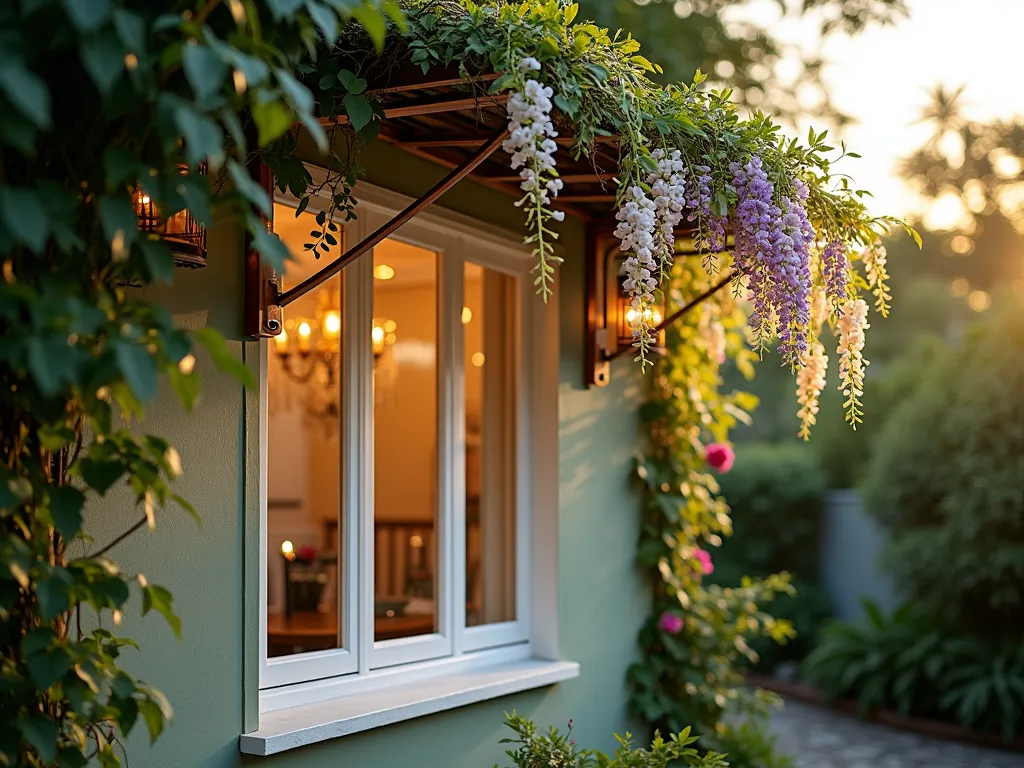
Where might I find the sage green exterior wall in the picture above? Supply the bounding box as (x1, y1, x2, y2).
(91, 142, 648, 767)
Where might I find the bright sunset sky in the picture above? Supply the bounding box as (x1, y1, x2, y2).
(722, 0, 1024, 220)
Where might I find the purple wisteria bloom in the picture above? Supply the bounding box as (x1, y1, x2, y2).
(731, 157, 814, 366)
(687, 164, 728, 253)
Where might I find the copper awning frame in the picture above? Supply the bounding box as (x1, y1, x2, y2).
(245, 64, 734, 387)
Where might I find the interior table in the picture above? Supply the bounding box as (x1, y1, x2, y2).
(266, 610, 435, 656)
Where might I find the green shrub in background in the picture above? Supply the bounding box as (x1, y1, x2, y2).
(495, 712, 727, 768)
(712, 443, 831, 671)
(803, 599, 1024, 741)
(863, 307, 1024, 641)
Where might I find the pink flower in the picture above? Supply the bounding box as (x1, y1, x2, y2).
(296, 545, 317, 562)
(693, 548, 714, 575)
(658, 612, 684, 634)
(705, 442, 735, 473)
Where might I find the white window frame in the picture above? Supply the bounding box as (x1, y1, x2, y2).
(256, 175, 560, 716)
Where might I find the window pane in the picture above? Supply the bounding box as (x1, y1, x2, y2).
(373, 240, 438, 641)
(266, 203, 343, 658)
(464, 263, 517, 627)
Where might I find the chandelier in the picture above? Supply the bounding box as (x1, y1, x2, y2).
(272, 287, 397, 425)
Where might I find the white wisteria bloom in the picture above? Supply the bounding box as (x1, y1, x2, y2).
(796, 340, 828, 440)
(648, 148, 688, 280)
(503, 58, 563, 298)
(837, 298, 869, 426)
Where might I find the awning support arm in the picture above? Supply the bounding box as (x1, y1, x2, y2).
(277, 127, 508, 309)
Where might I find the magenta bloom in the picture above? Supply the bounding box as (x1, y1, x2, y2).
(705, 442, 735, 473)
(658, 612, 684, 634)
(693, 548, 714, 576)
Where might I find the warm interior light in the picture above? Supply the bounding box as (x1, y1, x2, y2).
(371, 325, 385, 343)
(374, 264, 395, 280)
(296, 321, 312, 353)
(409, 535, 423, 548)
(140, 194, 151, 206)
(274, 328, 289, 353)
(323, 311, 341, 340)
(281, 540, 295, 561)
(383, 319, 397, 333)
(461, 307, 472, 324)
(472, 352, 485, 367)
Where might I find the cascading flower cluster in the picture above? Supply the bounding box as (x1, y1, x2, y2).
(687, 164, 728, 257)
(649, 148, 688, 281)
(503, 56, 564, 300)
(837, 298, 870, 427)
(796, 340, 828, 440)
(822, 238, 849, 310)
(614, 185, 659, 365)
(730, 156, 813, 369)
(862, 244, 892, 317)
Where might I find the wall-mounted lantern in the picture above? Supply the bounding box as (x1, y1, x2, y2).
(587, 229, 734, 387)
(132, 163, 208, 268)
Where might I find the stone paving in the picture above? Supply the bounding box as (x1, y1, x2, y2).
(766, 698, 1024, 768)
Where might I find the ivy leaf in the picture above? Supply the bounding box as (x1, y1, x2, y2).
(265, 0, 304, 18)
(337, 69, 367, 95)
(275, 68, 326, 151)
(351, 5, 388, 51)
(114, 341, 158, 403)
(142, 584, 181, 639)
(173, 102, 225, 169)
(227, 160, 271, 217)
(49, 486, 85, 538)
(103, 147, 139, 187)
(139, 240, 175, 284)
(19, 716, 59, 763)
(24, 630, 71, 690)
(183, 43, 227, 103)
(0, 187, 50, 252)
(251, 97, 293, 146)
(36, 569, 71, 621)
(343, 93, 373, 131)
(98, 194, 139, 248)
(138, 699, 166, 744)
(169, 367, 200, 411)
(305, 1, 338, 42)
(249, 214, 292, 272)
(194, 327, 255, 389)
(0, 58, 51, 129)
(27, 336, 77, 396)
(79, 458, 125, 495)
(80, 32, 125, 95)
(62, 0, 111, 31)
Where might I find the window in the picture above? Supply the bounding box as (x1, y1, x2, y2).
(256, 181, 562, 719)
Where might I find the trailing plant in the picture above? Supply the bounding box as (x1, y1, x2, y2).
(627, 258, 796, 765)
(495, 711, 727, 768)
(0, 1, 399, 764)
(803, 599, 1024, 741)
(297, 1, 914, 411)
(863, 305, 1024, 641)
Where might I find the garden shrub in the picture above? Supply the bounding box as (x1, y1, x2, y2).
(803, 599, 1024, 740)
(712, 443, 831, 671)
(496, 712, 727, 767)
(863, 307, 1024, 641)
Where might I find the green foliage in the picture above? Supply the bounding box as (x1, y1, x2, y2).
(712, 443, 830, 671)
(862, 307, 1024, 641)
(803, 600, 1024, 741)
(712, 721, 794, 768)
(627, 259, 795, 766)
(496, 712, 727, 768)
(0, 0, 396, 764)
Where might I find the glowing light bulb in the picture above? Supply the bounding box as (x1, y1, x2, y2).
(383, 319, 397, 333)
(281, 540, 295, 560)
(461, 307, 472, 324)
(297, 321, 311, 353)
(323, 311, 341, 340)
(373, 264, 395, 280)
(274, 329, 289, 353)
(371, 325, 385, 344)
(472, 352, 485, 367)
(140, 194, 151, 206)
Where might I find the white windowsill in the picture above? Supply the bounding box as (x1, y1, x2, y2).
(239, 658, 580, 756)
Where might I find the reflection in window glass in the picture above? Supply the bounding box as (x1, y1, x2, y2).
(373, 239, 439, 641)
(464, 263, 517, 627)
(266, 203, 343, 658)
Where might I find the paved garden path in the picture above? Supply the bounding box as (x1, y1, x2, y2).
(767, 698, 1024, 768)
